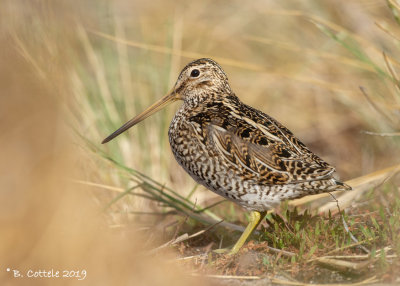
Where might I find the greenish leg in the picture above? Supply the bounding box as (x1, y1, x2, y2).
(229, 210, 267, 255)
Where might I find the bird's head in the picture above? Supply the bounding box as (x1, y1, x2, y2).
(173, 58, 231, 105)
(102, 58, 231, 144)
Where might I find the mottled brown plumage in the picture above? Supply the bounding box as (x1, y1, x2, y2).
(102, 58, 351, 254)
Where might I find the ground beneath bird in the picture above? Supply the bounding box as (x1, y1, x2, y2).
(157, 179, 400, 285)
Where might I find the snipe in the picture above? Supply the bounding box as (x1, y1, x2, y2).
(102, 58, 351, 254)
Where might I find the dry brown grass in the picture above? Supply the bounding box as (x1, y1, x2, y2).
(1, 0, 399, 285)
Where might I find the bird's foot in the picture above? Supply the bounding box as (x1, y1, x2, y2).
(212, 248, 230, 254)
(212, 247, 239, 255)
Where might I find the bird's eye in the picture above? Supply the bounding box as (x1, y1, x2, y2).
(190, 69, 200, 77)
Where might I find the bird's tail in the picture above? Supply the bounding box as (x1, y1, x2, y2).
(333, 179, 352, 191)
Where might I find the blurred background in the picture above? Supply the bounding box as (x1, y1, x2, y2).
(0, 0, 399, 284)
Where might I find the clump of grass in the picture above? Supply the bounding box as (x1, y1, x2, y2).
(176, 178, 398, 283)
(261, 179, 399, 272)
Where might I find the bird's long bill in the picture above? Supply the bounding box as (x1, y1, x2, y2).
(102, 90, 179, 144)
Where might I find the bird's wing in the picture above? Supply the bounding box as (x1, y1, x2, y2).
(242, 103, 332, 169)
(207, 113, 335, 185)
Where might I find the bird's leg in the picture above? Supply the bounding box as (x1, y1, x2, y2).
(229, 210, 267, 255)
